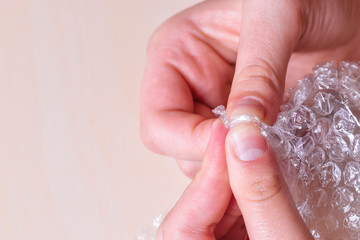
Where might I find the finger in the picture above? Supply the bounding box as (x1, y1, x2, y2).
(157, 120, 231, 240)
(175, 158, 202, 179)
(225, 123, 312, 240)
(141, 70, 217, 160)
(140, 16, 232, 162)
(226, 0, 303, 124)
(141, 0, 241, 164)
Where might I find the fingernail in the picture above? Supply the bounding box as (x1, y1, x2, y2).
(230, 124, 267, 161)
(230, 97, 266, 122)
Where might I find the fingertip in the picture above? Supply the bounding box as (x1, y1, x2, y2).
(212, 118, 226, 130)
(206, 119, 228, 150)
(202, 119, 228, 167)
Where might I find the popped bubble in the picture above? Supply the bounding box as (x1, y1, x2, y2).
(213, 61, 360, 239)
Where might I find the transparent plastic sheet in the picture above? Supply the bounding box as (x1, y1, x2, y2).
(214, 61, 360, 239)
(138, 61, 360, 240)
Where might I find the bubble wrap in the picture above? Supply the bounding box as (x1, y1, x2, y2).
(213, 61, 360, 239)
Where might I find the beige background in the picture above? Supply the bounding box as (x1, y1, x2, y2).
(0, 0, 203, 239)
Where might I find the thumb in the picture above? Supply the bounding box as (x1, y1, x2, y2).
(224, 3, 311, 238)
(225, 124, 312, 239)
(227, 0, 303, 123)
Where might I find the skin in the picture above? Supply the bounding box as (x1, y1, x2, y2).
(141, 0, 360, 178)
(141, 0, 360, 239)
(157, 121, 313, 239)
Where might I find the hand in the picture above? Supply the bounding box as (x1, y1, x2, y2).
(158, 121, 313, 240)
(141, 0, 360, 178)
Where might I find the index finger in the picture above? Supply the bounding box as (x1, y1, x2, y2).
(140, 0, 241, 163)
(157, 121, 231, 239)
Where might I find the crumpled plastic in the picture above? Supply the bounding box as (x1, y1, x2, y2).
(139, 61, 360, 240)
(214, 61, 360, 239)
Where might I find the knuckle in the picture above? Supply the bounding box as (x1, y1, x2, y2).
(146, 15, 191, 57)
(245, 172, 283, 202)
(231, 63, 281, 97)
(228, 62, 283, 114)
(145, 23, 171, 57)
(146, 24, 165, 55)
(236, 61, 281, 93)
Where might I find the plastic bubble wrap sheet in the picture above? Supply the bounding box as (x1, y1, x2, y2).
(214, 61, 360, 239)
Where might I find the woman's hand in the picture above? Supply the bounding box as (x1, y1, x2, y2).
(158, 121, 313, 239)
(141, 0, 360, 178)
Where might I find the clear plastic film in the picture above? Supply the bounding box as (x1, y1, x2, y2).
(139, 61, 360, 240)
(214, 61, 360, 239)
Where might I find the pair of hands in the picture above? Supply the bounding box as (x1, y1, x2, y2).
(141, 0, 360, 239)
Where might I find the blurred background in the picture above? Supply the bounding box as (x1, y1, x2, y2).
(0, 0, 202, 239)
